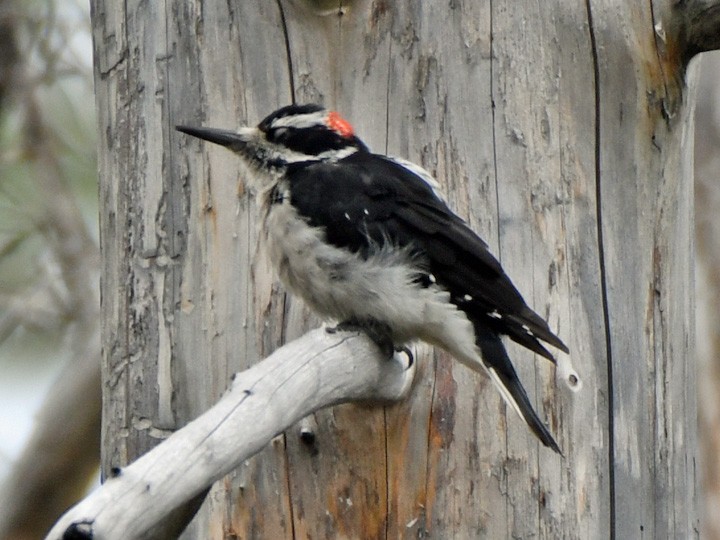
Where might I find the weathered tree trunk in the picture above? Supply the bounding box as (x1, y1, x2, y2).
(90, 0, 717, 537)
(695, 51, 720, 540)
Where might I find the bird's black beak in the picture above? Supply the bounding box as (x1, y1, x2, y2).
(175, 125, 249, 149)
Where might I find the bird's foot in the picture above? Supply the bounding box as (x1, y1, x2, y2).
(329, 319, 396, 360)
(395, 344, 414, 368)
(327, 320, 413, 367)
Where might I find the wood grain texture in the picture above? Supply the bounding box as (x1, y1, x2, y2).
(589, 1, 698, 537)
(46, 329, 415, 539)
(90, 0, 709, 537)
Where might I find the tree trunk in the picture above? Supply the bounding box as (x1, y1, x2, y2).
(91, 0, 712, 537)
(695, 50, 720, 540)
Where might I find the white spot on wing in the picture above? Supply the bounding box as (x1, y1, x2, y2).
(463, 294, 473, 302)
(428, 274, 436, 283)
(488, 310, 502, 319)
(344, 212, 351, 220)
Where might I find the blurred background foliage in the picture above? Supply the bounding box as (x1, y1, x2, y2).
(0, 0, 96, 346)
(0, 0, 718, 538)
(0, 1, 100, 537)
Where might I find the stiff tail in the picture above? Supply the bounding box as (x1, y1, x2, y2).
(474, 325, 562, 454)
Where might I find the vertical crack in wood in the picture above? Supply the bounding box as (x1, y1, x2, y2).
(488, 0, 502, 263)
(273, 3, 296, 533)
(383, 406, 390, 539)
(383, 40, 392, 156)
(160, 0, 178, 430)
(282, 432, 297, 540)
(422, 352, 438, 536)
(117, 0, 132, 481)
(584, 1, 616, 538)
(276, 0, 297, 103)
(383, 29, 393, 538)
(334, 2, 343, 104)
(487, 3, 511, 534)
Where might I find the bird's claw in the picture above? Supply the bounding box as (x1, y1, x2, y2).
(331, 319, 397, 360)
(395, 345, 414, 368)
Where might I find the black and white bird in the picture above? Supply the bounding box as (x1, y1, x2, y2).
(177, 104, 571, 453)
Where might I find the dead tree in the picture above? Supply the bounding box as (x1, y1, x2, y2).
(49, 1, 720, 538)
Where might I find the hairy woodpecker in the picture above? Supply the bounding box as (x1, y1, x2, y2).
(177, 104, 569, 453)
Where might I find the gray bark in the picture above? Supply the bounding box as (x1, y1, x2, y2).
(86, 0, 715, 537)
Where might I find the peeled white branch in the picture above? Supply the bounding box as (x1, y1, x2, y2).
(45, 328, 415, 540)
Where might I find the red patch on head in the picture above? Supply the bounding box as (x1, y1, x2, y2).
(326, 111, 354, 138)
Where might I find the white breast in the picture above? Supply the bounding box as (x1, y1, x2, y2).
(262, 200, 479, 365)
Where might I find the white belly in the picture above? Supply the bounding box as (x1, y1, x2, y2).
(264, 200, 390, 322)
(262, 200, 478, 362)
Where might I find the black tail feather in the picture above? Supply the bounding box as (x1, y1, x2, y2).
(474, 324, 562, 454)
(514, 307, 569, 354)
(504, 325, 556, 364)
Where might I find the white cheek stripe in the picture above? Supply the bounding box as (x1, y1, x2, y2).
(266, 144, 358, 164)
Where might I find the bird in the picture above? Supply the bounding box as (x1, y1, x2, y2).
(177, 103, 569, 453)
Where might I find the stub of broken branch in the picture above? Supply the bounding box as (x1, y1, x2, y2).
(665, 0, 720, 61)
(45, 327, 415, 540)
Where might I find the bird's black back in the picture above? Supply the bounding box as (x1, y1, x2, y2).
(285, 151, 567, 358)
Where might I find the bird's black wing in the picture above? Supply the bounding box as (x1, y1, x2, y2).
(287, 151, 567, 358)
(288, 152, 565, 452)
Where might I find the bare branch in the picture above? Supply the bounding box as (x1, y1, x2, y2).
(46, 328, 415, 540)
